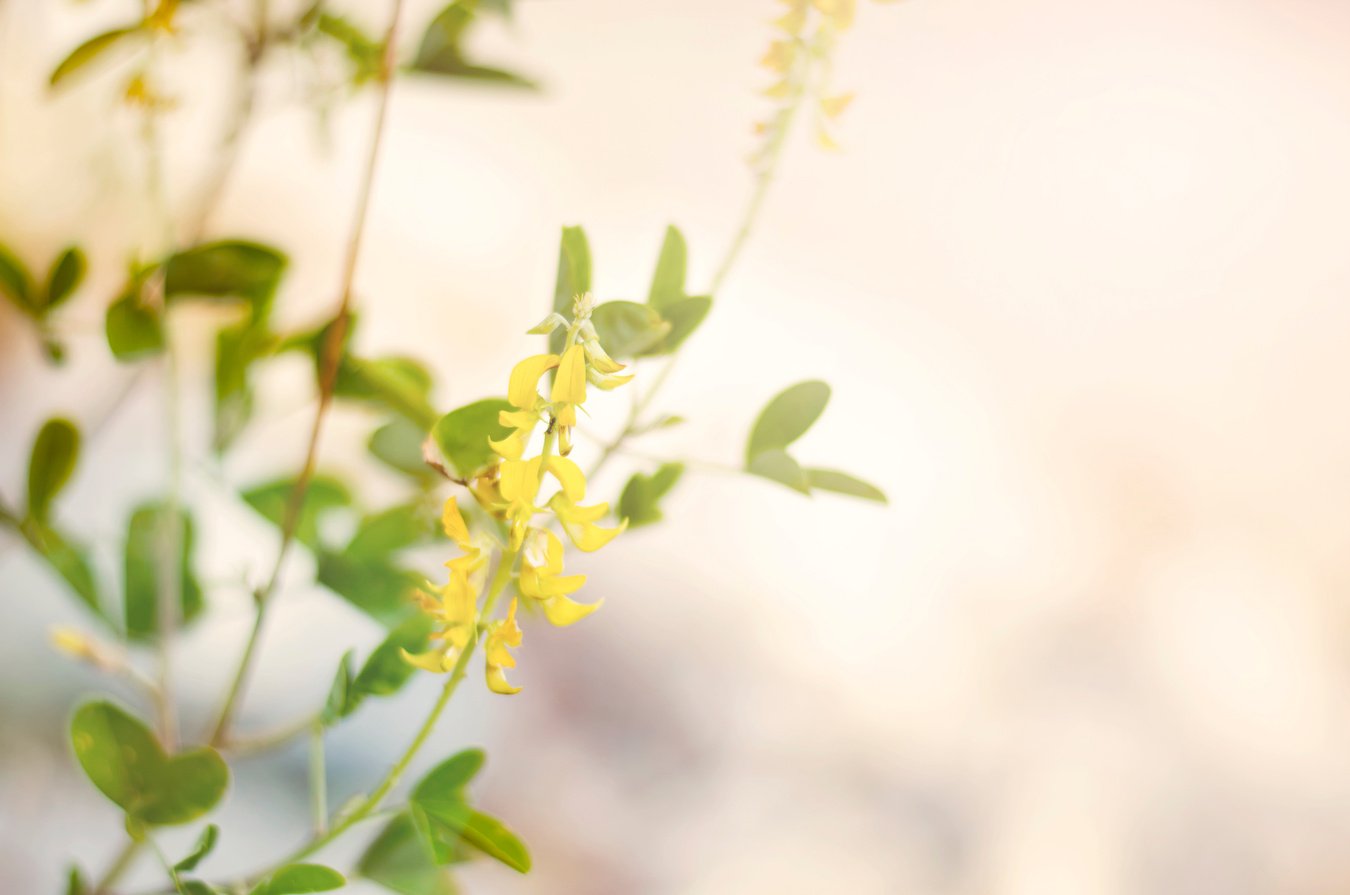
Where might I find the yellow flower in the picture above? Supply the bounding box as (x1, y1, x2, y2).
(403, 498, 485, 673)
(519, 529, 601, 626)
(484, 597, 523, 695)
(551, 493, 627, 552)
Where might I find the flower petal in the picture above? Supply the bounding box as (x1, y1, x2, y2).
(550, 344, 588, 406)
(541, 593, 603, 627)
(508, 354, 560, 409)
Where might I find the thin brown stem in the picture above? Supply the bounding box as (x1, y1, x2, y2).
(207, 0, 406, 748)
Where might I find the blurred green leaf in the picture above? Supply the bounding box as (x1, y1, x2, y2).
(804, 468, 887, 503)
(0, 242, 35, 313)
(745, 380, 830, 464)
(173, 824, 219, 872)
(320, 650, 357, 726)
(549, 226, 590, 355)
(455, 811, 530, 874)
(369, 417, 433, 480)
(241, 475, 352, 550)
(646, 225, 687, 310)
(335, 356, 437, 429)
(746, 449, 810, 495)
(590, 301, 669, 358)
(317, 13, 383, 85)
(27, 417, 79, 523)
(50, 26, 143, 89)
(358, 812, 459, 895)
(409, 2, 536, 89)
(248, 864, 344, 895)
(316, 552, 420, 628)
(164, 240, 287, 317)
(45, 247, 86, 310)
(106, 290, 165, 361)
(431, 398, 512, 478)
(412, 750, 485, 806)
(409, 751, 527, 872)
(618, 463, 684, 528)
(65, 865, 88, 895)
(640, 295, 710, 355)
(123, 502, 204, 641)
(214, 322, 276, 452)
(353, 613, 433, 698)
(69, 700, 228, 825)
(20, 519, 104, 621)
(348, 504, 431, 559)
(180, 883, 219, 895)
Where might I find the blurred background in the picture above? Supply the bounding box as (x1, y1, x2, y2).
(4, 0, 1350, 892)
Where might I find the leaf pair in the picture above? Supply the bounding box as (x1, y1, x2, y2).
(358, 748, 529, 895)
(409, 1, 536, 89)
(0, 243, 86, 361)
(745, 381, 887, 502)
(321, 614, 435, 726)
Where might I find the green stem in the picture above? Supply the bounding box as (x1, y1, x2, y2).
(207, 0, 406, 747)
(309, 720, 327, 834)
(92, 839, 143, 895)
(238, 549, 517, 885)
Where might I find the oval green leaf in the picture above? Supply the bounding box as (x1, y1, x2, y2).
(44, 247, 86, 310)
(432, 398, 513, 477)
(249, 863, 345, 895)
(50, 27, 144, 89)
(27, 417, 79, 523)
(804, 468, 888, 503)
(745, 380, 831, 464)
(746, 449, 811, 495)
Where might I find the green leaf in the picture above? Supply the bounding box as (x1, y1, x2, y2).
(617, 463, 684, 529)
(174, 824, 219, 872)
(646, 225, 687, 310)
(369, 417, 433, 479)
(50, 27, 144, 89)
(804, 468, 888, 503)
(590, 301, 670, 358)
(549, 226, 591, 356)
(316, 552, 420, 628)
(456, 811, 531, 874)
(214, 322, 276, 452)
(248, 864, 344, 895)
(241, 475, 352, 551)
(347, 504, 431, 559)
(353, 613, 433, 698)
(746, 449, 810, 495)
(69, 701, 228, 826)
(21, 519, 103, 619)
(334, 356, 437, 429)
(27, 417, 79, 523)
(123, 502, 204, 641)
(180, 883, 220, 895)
(0, 242, 35, 313)
(409, 3, 536, 89)
(431, 398, 512, 478)
(45, 246, 87, 310)
(66, 865, 88, 895)
(106, 291, 165, 361)
(358, 812, 458, 895)
(317, 13, 383, 85)
(745, 380, 831, 464)
(640, 295, 710, 355)
(412, 750, 486, 806)
(320, 650, 357, 726)
(164, 240, 287, 317)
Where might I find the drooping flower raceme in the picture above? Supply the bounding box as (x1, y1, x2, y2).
(404, 293, 630, 694)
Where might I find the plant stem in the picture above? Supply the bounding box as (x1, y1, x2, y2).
(92, 839, 143, 895)
(208, 0, 406, 747)
(588, 44, 815, 483)
(309, 720, 327, 834)
(238, 551, 516, 885)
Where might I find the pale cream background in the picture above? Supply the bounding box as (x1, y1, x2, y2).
(3, 0, 1350, 893)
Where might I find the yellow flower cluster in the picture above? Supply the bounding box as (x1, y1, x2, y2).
(404, 293, 631, 694)
(756, 0, 860, 158)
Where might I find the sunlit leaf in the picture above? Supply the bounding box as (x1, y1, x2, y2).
(320, 649, 357, 726)
(646, 225, 687, 310)
(347, 503, 431, 559)
(214, 322, 276, 452)
(69, 700, 228, 825)
(316, 552, 420, 628)
(369, 417, 434, 479)
(639, 295, 710, 355)
(804, 468, 887, 503)
(123, 502, 204, 641)
(164, 240, 287, 317)
(590, 301, 669, 358)
(334, 355, 437, 429)
(317, 13, 383, 85)
(241, 475, 352, 551)
(0, 242, 35, 313)
(409, 3, 536, 89)
(50, 27, 144, 89)
(20, 519, 104, 620)
(746, 448, 811, 495)
(432, 398, 513, 478)
(745, 380, 830, 464)
(412, 750, 485, 806)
